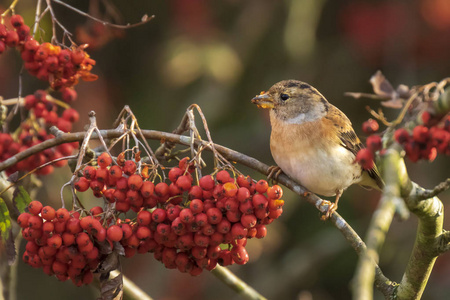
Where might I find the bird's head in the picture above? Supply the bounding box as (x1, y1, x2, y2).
(251, 80, 330, 123)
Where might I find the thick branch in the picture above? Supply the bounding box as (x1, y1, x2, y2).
(386, 147, 444, 300)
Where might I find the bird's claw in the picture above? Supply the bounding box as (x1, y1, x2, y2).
(321, 201, 337, 221)
(267, 165, 283, 184)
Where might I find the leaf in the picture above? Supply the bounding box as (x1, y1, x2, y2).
(370, 70, 395, 98)
(13, 186, 32, 214)
(0, 198, 11, 243)
(99, 272, 123, 300)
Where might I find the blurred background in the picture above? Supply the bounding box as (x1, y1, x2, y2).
(1, 0, 450, 299)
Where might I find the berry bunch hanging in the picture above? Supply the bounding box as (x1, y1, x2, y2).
(18, 152, 285, 283)
(1, 14, 97, 90)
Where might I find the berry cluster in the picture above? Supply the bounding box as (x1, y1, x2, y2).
(0, 14, 97, 90)
(19, 153, 284, 283)
(18, 201, 102, 286)
(356, 114, 450, 168)
(0, 89, 80, 175)
(394, 113, 450, 162)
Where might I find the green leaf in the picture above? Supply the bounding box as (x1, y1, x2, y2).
(13, 186, 32, 213)
(0, 198, 11, 243)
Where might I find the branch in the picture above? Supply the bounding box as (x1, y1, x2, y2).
(0, 128, 394, 295)
(413, 178, 450, 201)
(211, 266, 267, 300)
(385, 146, 445, 300)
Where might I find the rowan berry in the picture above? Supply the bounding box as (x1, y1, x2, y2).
(47, 235, 63, 248)
(216, 170, 233, 184)
(241, 214, 257, 228)
(176, 175, 192, 191)
(267, 185, 283, 200)
(255, 180, 269, 194)
(5, 31, 19, 47)
(231, 223, 248, 240)
(28, 200, 43, 215)
(362, 119, 379, 134)
(109, 165, 122, 179)
(356, 148, 375, 170)
(28, 215, 43, 229)
(122, 160, 137, 175)
(152, 208, 167, 223)
(154, 182, 169, 198)
(10, 14, 25, 28)
(231, 245, 249, 265)
(223, 182, 238, 197)
(136, 226, 151, 240)
(83, 166, 96, 180)
(42, 221, 55, 234)
(412, 125, 429, 143)
(189, 199, 204, 214)
(106, 225, 123, 242)
(199, 175, 215, 190)
(394, 128, 410, 144)
(236, 187, 251, 203)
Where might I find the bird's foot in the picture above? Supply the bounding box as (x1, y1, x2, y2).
(267, 165, 283, 184)
(320, 201, 338, 221)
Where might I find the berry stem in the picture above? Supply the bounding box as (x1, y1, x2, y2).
(0, 0, 20, 22)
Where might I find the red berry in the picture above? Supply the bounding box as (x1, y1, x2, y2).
(28, 200, 43, 215)
(168, 167, 183, 183)
(97, 152, 112, 168)
(17, 213, 31, 228)
(199, 175, 215, 191)
(5, 30, 19, 47)
(189, 199, 204, 214)
(394, 128, 410, 144)
(362, 119, 379, 134)
(152, 208, 167, 223)
(216, 170, 233, 184)
(241, 214, 257, 228)
(10, 15, 25, 28)
(231, 223, 248, 240)
(62, 108, 80, 123)
(136, 226, 151, 240)
(236, 187, 251, 203)
(412, 125, 429, 143)
(83, 166, 97, 180)
(128, 174, 143, 191)
(179, 208, 195, 224)
(47, 235, 62, 248)
(137, 210, 152, 225)
(55, 208, 70, 222)
(176, 175, 192, 191)
(255, 180, 269, 194)
(140, 181, 155, 198)
(28, 215, 43, 229)
(355, 148, 374, 170)
(76, 232, 91, 247)
(107, 225, 123, 242)
(231, 245, 249, 265)
(366, 135, 382, 152)
(267, 185, 283, 200)
(154, 182, 170, 197)
(255, 224, 267, 238)
(123, 160, 137, 175)
(206, 208, 223, 225)
(61, 88, 77, 102)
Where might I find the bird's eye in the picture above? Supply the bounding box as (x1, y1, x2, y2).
(280, 93, 289, 101)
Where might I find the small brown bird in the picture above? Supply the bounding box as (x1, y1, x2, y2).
(252, 80, 383, 218)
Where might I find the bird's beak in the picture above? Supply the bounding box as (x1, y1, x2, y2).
(251, 92, 274, 109)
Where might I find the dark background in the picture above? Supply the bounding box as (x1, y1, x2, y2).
(1, 0, 449, 299)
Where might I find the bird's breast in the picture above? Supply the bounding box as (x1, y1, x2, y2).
(269, 118, 362, 196)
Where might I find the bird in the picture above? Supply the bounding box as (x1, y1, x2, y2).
(251, 79, 383, 219)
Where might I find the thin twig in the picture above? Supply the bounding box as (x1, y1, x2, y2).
(413, 178, 450, 201)
(52, 0, 155, 29)
(211, 266, 267, 300)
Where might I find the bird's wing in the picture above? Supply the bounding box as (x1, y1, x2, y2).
(325, 105, 384, 190)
